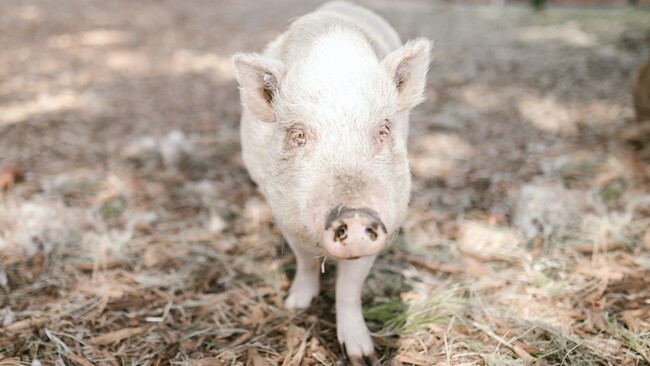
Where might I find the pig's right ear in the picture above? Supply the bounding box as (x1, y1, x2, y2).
(382, 38, 433, 112)
(232, 53, 286, 123)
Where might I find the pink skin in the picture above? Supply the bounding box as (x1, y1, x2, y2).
(321, 206, 388, 260)
(294, 168, 402, 260)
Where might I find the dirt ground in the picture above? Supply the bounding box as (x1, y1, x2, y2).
(1, 0, 650, 365)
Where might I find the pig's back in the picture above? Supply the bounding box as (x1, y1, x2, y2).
(265, 2, 402, 63)
(317, 1, 402, 55)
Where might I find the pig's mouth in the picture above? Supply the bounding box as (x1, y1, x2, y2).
(320, 205, 388, 260)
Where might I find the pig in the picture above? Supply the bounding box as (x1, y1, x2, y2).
(232, 1, 431, 364)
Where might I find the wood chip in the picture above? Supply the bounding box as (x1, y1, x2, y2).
(459, 253, 491, 279)
(143, 246, 161, 268)
(573, 242, 625, 254)
(3, 317, 48, 334)
(395, 352, 429, 365)
(512, 340, 542, 355)
(73, 259, 124, 272)
(621, 309, 646, 333)
(283, 326, 307, 366)
(227, 331, 253, 348)
(190, 357, 228, 366)
(88, 327, 145, 345)
(64, 354, 95, 366)
(397, 253, 463, 274)
(0, 165, 23, 190)
(472, 322, 544, 364)
(248, 348, 270, 366)
(577, 261, 635, 281)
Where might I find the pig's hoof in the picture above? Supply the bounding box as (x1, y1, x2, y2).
(338, 323, 376, 365)
(348, 353, 380, 366)
(284, 285, 318, 310)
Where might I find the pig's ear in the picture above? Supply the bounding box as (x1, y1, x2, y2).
(382, 38, 433, 112)
(232, 53, 286, 122)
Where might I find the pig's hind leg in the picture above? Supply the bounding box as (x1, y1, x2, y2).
(336, 256, 379, 365)
(284, 237, 321, 310)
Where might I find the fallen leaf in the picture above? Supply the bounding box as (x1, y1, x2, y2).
(143, 246, 160, 268)
(576, 260, 635, 281)
(248, 348, 270, 366)
(621, 309, 646, 333)
(283, 326, 307, 366)
(460, 253, 491, 279)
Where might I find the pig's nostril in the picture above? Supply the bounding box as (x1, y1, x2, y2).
(334, 224, 348, 242)
(365, 227, 378, 241)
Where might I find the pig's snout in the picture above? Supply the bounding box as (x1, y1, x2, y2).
(322, 206, 387, 260)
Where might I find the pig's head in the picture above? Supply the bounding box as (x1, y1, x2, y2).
(234, 33, 432, 259)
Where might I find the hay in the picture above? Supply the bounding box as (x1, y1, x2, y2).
(1, 1, 650, 365)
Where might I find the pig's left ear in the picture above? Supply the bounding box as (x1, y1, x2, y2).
(382, 38, 433, 112)
(232, 53, 286, 123)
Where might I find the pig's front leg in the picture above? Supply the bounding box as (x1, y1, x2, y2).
(336, 256, 379, 366)
(284, 238, 321, 310)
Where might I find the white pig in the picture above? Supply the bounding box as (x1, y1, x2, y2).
(232, 2, 431, 364)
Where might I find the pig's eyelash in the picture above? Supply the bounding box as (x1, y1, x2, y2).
(378, 119, 391, 139)
(286, 124, 307, 148)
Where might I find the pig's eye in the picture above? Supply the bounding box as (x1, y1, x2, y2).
(286, 125, 307, 148)
(378, 122, 391, 141)
(374, 121, 392, 148)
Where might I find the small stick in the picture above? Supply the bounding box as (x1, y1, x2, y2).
(397, 253, 463, 273)
(88, 327, 145, 346)
(472, 322, 542, 364)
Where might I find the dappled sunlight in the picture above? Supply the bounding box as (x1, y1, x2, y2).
(0, 90, 91, 125)
(104, 50, 149, 73)
(518, 21, 598, 47)
(457, 83, 512, 111)
(575, 100, 632, 128)
(409, 133, 474, 180)
(48, 29, 132, 48)
(402, 209, 447, 251)
(518, 94, 631, 135)
(18, 5, 42, 21)
(167, 50, 235, 81)
(458, 220, 522, 258)
(434, 100, 481, 126)
(517, 95, 574, 134)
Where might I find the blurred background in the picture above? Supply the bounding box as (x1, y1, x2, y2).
(1, 0, 649, 365)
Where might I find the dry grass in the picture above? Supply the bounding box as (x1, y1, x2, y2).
(1, 0, 650, 365)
